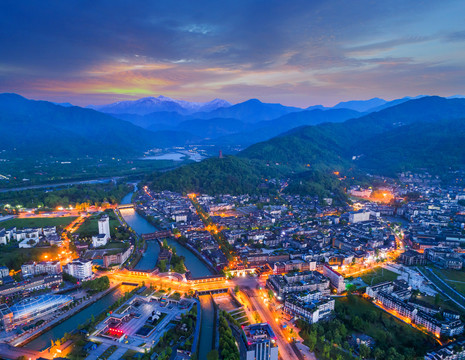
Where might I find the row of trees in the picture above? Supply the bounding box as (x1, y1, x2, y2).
(218, 312, 240, 360)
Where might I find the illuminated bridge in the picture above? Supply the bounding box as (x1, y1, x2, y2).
(196, 288, 229, 296)
(118, 204, 134, 210)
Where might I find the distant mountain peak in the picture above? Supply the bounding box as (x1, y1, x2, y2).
(87, 96, 231, 115)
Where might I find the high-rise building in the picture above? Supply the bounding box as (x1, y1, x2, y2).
(93, 215, 111, 248)
(98, 215, 111, 238)
(322, 265, 346, 293)
(242, 323, 278, 360)
(63, 259, 92, 280)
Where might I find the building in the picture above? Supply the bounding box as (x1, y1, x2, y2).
(0, 275, 63, 297)
(0, 266, 9, 278)
(21, 261, 62, 277)
(425, 339, 465, 360)
(63, 259, 92, 280)
(322, 265, 345, 293)
(0, 294, 72, 330)
(267, 271, 330, 299)
(398, 250, 427, 266)
(350, 188, 373, 198)
(242, 323, 278, 360)
(376, 291, 417, 318)
(374, 291, 463, 337)
(98, 215, 111, 237)
(349, 211, 371, 224)
(0, 303, 13, 331)
(365, 281, 395, 299)
(284, 294, 334, 323)
(92, 215, 111, 248)
(103, 246, 133, 268)
(273, 260, 316, 274)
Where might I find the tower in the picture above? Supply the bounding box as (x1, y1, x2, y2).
(98, 215, 110, 238)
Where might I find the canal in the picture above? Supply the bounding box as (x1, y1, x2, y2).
(25, 285, 134, 351)
(119, 188, 215, 355)
(198, 296, 215, 360)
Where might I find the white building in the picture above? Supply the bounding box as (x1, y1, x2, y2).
(18, 237, 39, 248)
(349, 210, 371, 224)
(63, 259, 92, 280)
(92, 214, 111, 248)
(284, 295, 335, 324)
(98, 215, 111, 238)
(322, 265, 346, 293)
(0, 266, 9, 278)
(21, 261, 62, 277)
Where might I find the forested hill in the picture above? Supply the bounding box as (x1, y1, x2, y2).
(147, 96, 465, 197)
(239, 96, 465, 173)
(0, 93, 163, 158)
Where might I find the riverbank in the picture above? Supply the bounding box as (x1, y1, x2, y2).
(13, 283, 122, 348)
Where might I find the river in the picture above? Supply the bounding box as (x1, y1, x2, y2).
(120, 190, 212, 278)
(120, 188, 215, 355)
(25, 285, 134, 351)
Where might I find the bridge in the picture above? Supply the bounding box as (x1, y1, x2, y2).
(118, 204, 134, 210)
(196, 288, 229, 296)
(142, 230, 172, 240)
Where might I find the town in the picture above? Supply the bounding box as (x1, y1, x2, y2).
(0, 172, 463, 360)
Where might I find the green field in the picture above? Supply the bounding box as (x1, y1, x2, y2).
(359, 267, 399, 286)
(431, 267, 465, 296)
(0, 216, 77, 229)
(413, 293, 464, 314)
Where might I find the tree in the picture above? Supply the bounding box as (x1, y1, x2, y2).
(206, 350, 219, 360)
(373, 348, 385, 360)
(359, 344, 371, 359)
(159, 260, 167, 272)
(306, 331, 317, 351)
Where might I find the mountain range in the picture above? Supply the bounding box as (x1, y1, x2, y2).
(3, 92, 465, 199)
(149, 96, 465, 196)
(87, 96, 231, 115)
(0, 93, 187, 157)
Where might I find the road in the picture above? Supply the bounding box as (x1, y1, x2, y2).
(232, 276, 302, 360)
(242, 287, 302, 360)
(417, 267, 465, 311)
(0, 177, 121, 193)
(105, 271, 306, 359)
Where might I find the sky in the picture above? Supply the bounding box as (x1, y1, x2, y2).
(1, 0, 465, 107)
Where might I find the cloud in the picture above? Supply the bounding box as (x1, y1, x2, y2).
(0, 0, 464, 106)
